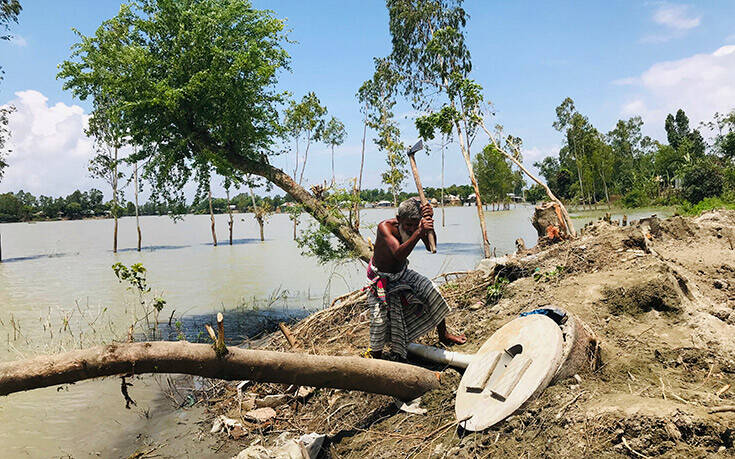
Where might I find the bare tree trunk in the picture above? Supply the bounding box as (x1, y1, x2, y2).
(298, 135, 312, 187)
(248, 181, 265, 242)
(441, 137, 446, 227)
(479, 119, 577, 238)
(0, 233, 3, 262)
(208, 185, 217, 247)
(134, 161, 141, 252)
(455, 122, 492, 258)
(0, 342, 440, 401)
(355, 114, 367, 231)
(331, 145, 335, 186)
(601, 172, 610, 208)
(113, 147, 118, 254)
(226, 188, 234, 245)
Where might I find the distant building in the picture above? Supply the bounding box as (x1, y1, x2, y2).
(446, 194, 462, 206)
(376, 200, 392, 208)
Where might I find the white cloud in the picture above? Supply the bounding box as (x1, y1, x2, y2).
(641, 3, 700, 43)
(9, 35, 27, 47)
(519, 145, 559, 181)
(612, 77, 639, 86)
(0, 90, 99, 196)
(618, 44, 735, 137)
(726, 34, 735, 44)
(652, 3, 700, 30)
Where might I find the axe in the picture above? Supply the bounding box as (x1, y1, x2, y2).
(407, 140, 436, 253)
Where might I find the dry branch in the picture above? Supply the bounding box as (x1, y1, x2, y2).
(0, 341, 440, 401)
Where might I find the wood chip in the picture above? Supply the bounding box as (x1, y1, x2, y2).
(244, 407, 277, 423)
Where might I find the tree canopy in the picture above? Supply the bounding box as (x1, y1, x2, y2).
(58, 0, 371, 261)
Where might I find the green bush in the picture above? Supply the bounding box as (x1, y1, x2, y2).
(678, 196, 735, 216)
(680, 156, 723, 204)
(622, 188, 650, 208)
(525, 184, 547, 204)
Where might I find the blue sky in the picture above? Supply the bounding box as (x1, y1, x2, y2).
(1, 1, 735, 199)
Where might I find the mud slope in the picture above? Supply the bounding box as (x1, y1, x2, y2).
(207, 211, 735, 458)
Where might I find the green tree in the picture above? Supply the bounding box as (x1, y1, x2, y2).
(88, 135, 124, 252)
(386, 0, 493, 256)
(1, 0, 22, 223)
(283, 92, 327, 239)
(57, 0, 372, 261)
(323, 116, 346, 185)
(665, 109, 705, 158)
(474, 144, 514, 208)
(357, 58, 407, 207)
(680, 156, 723, 204)
(285, 92, 327, 187)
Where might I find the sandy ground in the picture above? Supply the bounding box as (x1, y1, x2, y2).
(155, 210, 735, 458)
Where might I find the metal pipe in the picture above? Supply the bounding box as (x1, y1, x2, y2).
(407, 343, 473, 369)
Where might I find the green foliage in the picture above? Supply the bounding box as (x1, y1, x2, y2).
(323, 116, 346, 151)
(486, 277, 508, 305)
(357, 58, 406, 205)
(1, 0, 22, 41)
(112, 261, 167, 339)
(474, 144, 520, 204)
(113, 262, 150, 293)
(680, 156, 723, 204)
(285, 92, 328, 183)
(295, 186, 358, 264)
(678, 196, 735, 216)
(533, 266, 565, 283)
(57, 0, 290, 208)
(525, 184, 547, 204)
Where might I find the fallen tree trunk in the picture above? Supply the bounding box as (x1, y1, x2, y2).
(0, 342, 440, 401)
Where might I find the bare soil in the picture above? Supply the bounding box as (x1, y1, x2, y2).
(200, 210, 735, 458)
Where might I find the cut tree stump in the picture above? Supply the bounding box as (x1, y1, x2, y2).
(532, 202, 571, 242)
(0, 342, 440, 401)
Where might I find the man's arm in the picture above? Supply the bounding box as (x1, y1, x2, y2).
(378, 220, 426, 263)
(420, 202, 436, 251)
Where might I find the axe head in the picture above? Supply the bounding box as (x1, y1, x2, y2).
(407, 140, 424, 156)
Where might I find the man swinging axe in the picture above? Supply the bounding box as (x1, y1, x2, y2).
(366, 140, 466, 361)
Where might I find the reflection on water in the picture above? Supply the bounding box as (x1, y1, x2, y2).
(0, 204, 668, 456)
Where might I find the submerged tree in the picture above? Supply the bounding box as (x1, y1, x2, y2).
(88, 101, 125, 254)
(284, 92, 327, 239)
(132, 160, 142, 250)
(58, 0, 372, 261)
(247, 176, 271, 241)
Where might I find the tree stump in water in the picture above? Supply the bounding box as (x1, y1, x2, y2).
(532, 202, 570, 243)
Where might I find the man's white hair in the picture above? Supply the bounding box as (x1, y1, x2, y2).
(396, 197, 421, 221)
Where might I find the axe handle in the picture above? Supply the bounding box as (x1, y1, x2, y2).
(408, 154, 437, 253)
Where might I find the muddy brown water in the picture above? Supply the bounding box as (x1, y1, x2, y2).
(0, 205, 670, 457)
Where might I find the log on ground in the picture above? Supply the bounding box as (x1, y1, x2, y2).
(0, 341, 440, 401)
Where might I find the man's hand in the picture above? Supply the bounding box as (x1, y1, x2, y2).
(421, 202, 434, 218)
(419, 216, 434, 236)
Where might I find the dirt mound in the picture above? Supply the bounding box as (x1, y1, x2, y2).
(601, 266, 684, 316)
(203, 211, 735, 458)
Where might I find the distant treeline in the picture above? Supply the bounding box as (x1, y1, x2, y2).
(0, 184, 478, 223)
(525, 100, 735, 208)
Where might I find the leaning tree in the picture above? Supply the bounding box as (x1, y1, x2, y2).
(386, 0, 574, 249)
(58, 0, 372, 261)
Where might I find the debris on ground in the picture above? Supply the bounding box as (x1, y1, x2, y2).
(197, 210, 735, 457)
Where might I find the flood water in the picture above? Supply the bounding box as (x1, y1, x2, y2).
(0, 205, 668, 457)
